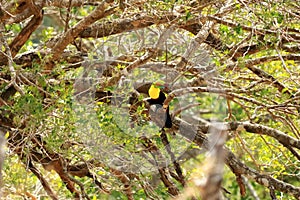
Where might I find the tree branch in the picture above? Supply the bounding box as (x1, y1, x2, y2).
(227, 121, 300, 150)
(46, 0, 115, 69)
(173, 118, 300, 198)
(27, 160, 58, 200)
(9, 10, 43, 58)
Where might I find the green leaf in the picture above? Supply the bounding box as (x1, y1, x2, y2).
(185, 11, 192, 21)
(234, 23, 242, 34)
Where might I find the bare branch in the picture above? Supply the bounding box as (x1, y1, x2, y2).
(9, 10, 43, 58)
(198, 126, 228, 200)
(227, 121, 300, 150)
(27, 160, 58, 200)
(0, 23, 25, 95)
(46, 0, 116, 69)
(173, 118, 300, 198)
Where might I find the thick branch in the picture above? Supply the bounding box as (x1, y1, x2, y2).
(228, 121, 300, 150)
(173, 118, 300, 198)
(1, 0, 30, 23)
(160, 130, 185, 186)
(46, 0, 115, 68)
(110, 168, 134, 200)
(199, 129, 227, 200)
(226, 150, 300, 199)
(28, 160, 58, 200)
(141, 136, 180, 196)
(79, 13, 178, 38)
(47, 0, 102, 8)
(9, 11, 43, 58)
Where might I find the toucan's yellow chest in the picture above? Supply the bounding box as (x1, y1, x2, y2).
(148, 85, 160, 99)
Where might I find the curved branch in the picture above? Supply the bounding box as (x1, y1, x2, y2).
(28, 160, 58, 200)
(228, 121, 300, 150)
(79, 13, 178, 39)
(1, 0, 30, 23)
(173, 118, 300, 198)
(226, 150, 300, 199)
(9, 11, 43, 58)
(46, 0, 115, 69)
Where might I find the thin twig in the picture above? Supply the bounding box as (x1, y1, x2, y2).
(0, 23, 24, 95)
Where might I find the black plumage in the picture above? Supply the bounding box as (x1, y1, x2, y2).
(147, 91, 172, 128)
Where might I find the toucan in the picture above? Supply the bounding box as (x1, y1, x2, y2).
(147, 82, 172, 128)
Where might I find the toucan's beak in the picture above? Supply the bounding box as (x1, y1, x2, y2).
(155, 83, 169, 89)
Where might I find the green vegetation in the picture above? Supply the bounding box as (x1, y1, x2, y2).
(0, 0, 299, 199)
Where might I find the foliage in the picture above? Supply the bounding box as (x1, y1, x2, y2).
(0, 0, 299, 199)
